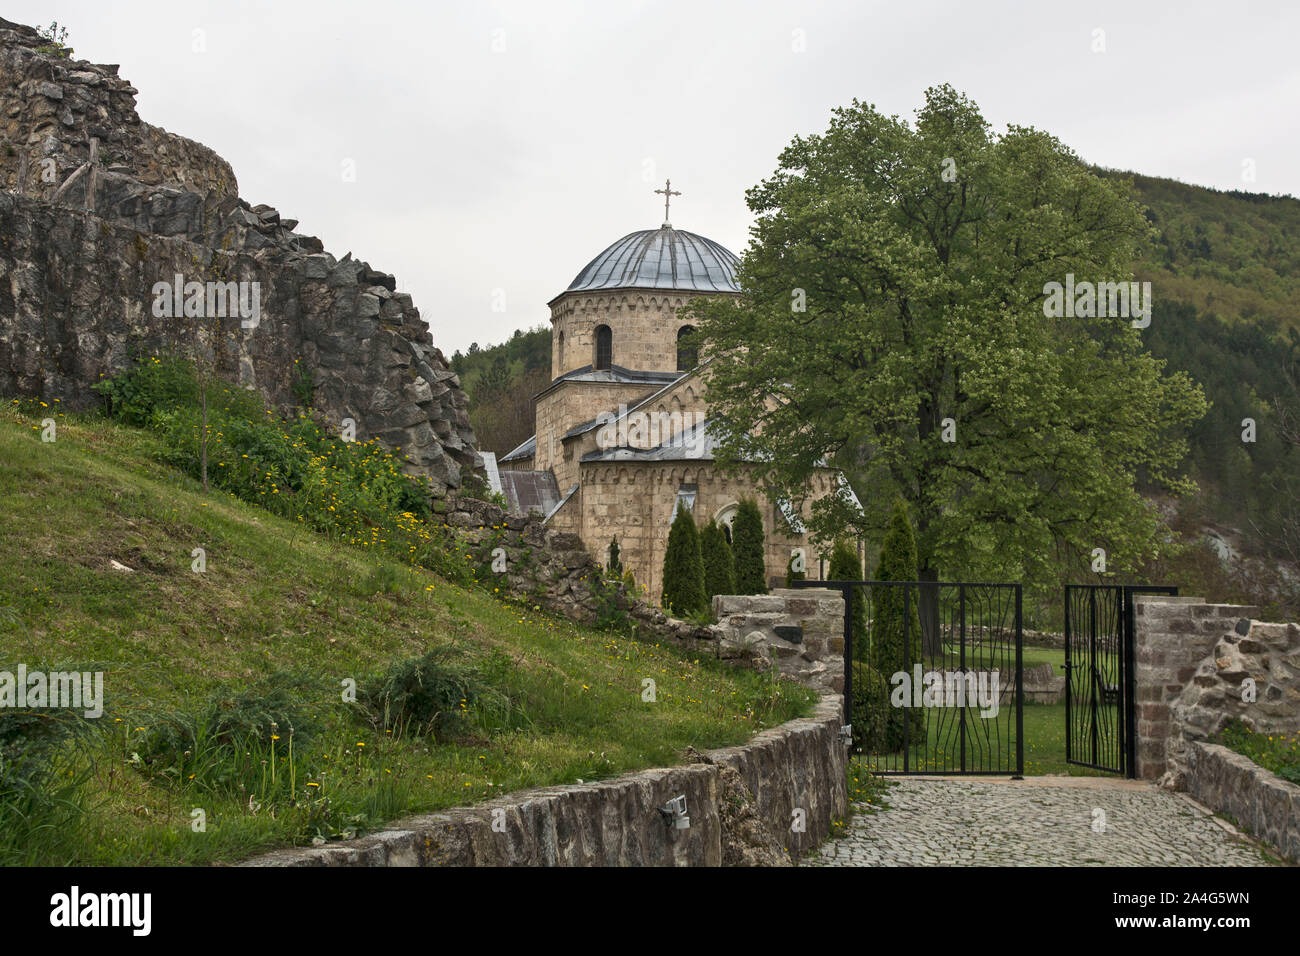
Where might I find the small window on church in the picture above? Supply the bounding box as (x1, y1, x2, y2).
(676, 325, 698, 371)
(716, 502, 738, 543)
(595, 325, 612, 370)
(674, 483, 698, 520)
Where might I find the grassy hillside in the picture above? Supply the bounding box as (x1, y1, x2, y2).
(0, 401, 813, 865)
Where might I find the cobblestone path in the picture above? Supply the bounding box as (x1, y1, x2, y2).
(810, 776, 1274, 866)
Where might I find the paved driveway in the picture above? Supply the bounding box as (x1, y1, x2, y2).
(809, 776, 1275, 866)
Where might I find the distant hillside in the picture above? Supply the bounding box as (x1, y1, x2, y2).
(1107, 172, 1300, 612)
(450, 326, 551, 456)
(1106, 170, 1300, 332)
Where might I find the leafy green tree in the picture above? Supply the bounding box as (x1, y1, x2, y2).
(691, 86, 1207, 614)
(661, 501, 706, 616)
(871, 501, 924, 751)
(731, 500, 767, 594)
(700, 520, 736, 602)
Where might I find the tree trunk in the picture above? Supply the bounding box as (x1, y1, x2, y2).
(918, 565, 941, 658)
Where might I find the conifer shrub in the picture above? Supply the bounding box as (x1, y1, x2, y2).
(785, 551, 806, 586)
(870, 500, 924, 751)
(731, 499, 767, 595)
(850, 661, 888, 753)
(661, 501, 706, 616)
(700, 520, 736, 602)
(828, 538, 868, 660)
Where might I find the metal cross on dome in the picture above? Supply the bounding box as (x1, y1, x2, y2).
(655, 178, 681, 226)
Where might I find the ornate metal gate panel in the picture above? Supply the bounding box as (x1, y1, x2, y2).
(798, 580, 1023, 776)
(1064, 584, 1177, 776)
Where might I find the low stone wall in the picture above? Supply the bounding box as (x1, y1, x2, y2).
(243, 695, 847, 867)
(1023, 629, 1065, 650)
(1185, 740, 1300, 863)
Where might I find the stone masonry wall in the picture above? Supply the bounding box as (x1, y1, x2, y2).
(0, 17, 237, 202)
(243, 694, 847, 866)
(0, 17, 480, 495)
(550, 290, 721, 382)
(1185, 740, 1300, 863)
(711, 590, 845, 695)
(1134, 596, 1251, 781)
(1133, 595, 1300, 787)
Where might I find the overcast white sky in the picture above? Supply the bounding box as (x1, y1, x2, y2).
(10, 1, 1299, 355)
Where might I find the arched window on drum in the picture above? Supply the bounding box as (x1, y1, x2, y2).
(676, 325, 698, 371)
(595, 325, 612, 370)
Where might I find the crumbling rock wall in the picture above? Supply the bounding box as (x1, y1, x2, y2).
(0, 17, 480, 495)
(0, 18, 236, 204)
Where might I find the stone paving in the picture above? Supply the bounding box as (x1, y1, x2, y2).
(810, 776, 1275, 866)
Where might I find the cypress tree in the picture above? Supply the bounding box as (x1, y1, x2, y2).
(700, 520, 736, 602)
(661, 501, 706, 616)
(607, 537, 622, 577)
(731, 499, 767, 594)
(829, 538, 885, 752)
(828, 538, 867, 659)
(870, 499, 924, 751)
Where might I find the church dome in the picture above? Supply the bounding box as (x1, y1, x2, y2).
(563, 225, 741, 296)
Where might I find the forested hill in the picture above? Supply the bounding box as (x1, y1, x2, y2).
(1108, 169, 1300, 332)
(450, 327, 551, 457)
(451, 172, 1300, 613)
(1113, 171, 1300, 611)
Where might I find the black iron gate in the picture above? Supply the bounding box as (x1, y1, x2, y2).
(796, 580, 1023, 775)
(1063, 584, 1178, 776)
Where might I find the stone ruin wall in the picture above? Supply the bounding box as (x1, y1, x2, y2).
(1133, 595, 1300, 786)
(0, 17, 480, 495)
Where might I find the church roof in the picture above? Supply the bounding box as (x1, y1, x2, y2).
(534, 364, 681, 402)
(499, 434, 535, 463)
(580, 416, 721, 463)
(557, 225, 741, 300)
(497, 469, 562, 517)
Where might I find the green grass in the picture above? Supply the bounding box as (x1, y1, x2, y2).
(0, 405, 816, 864)
(851, 700, 1117, 777)
(1218, 720, 1300, 783)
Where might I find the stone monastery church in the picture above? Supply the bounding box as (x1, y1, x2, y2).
(485, 185, 838, 602)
